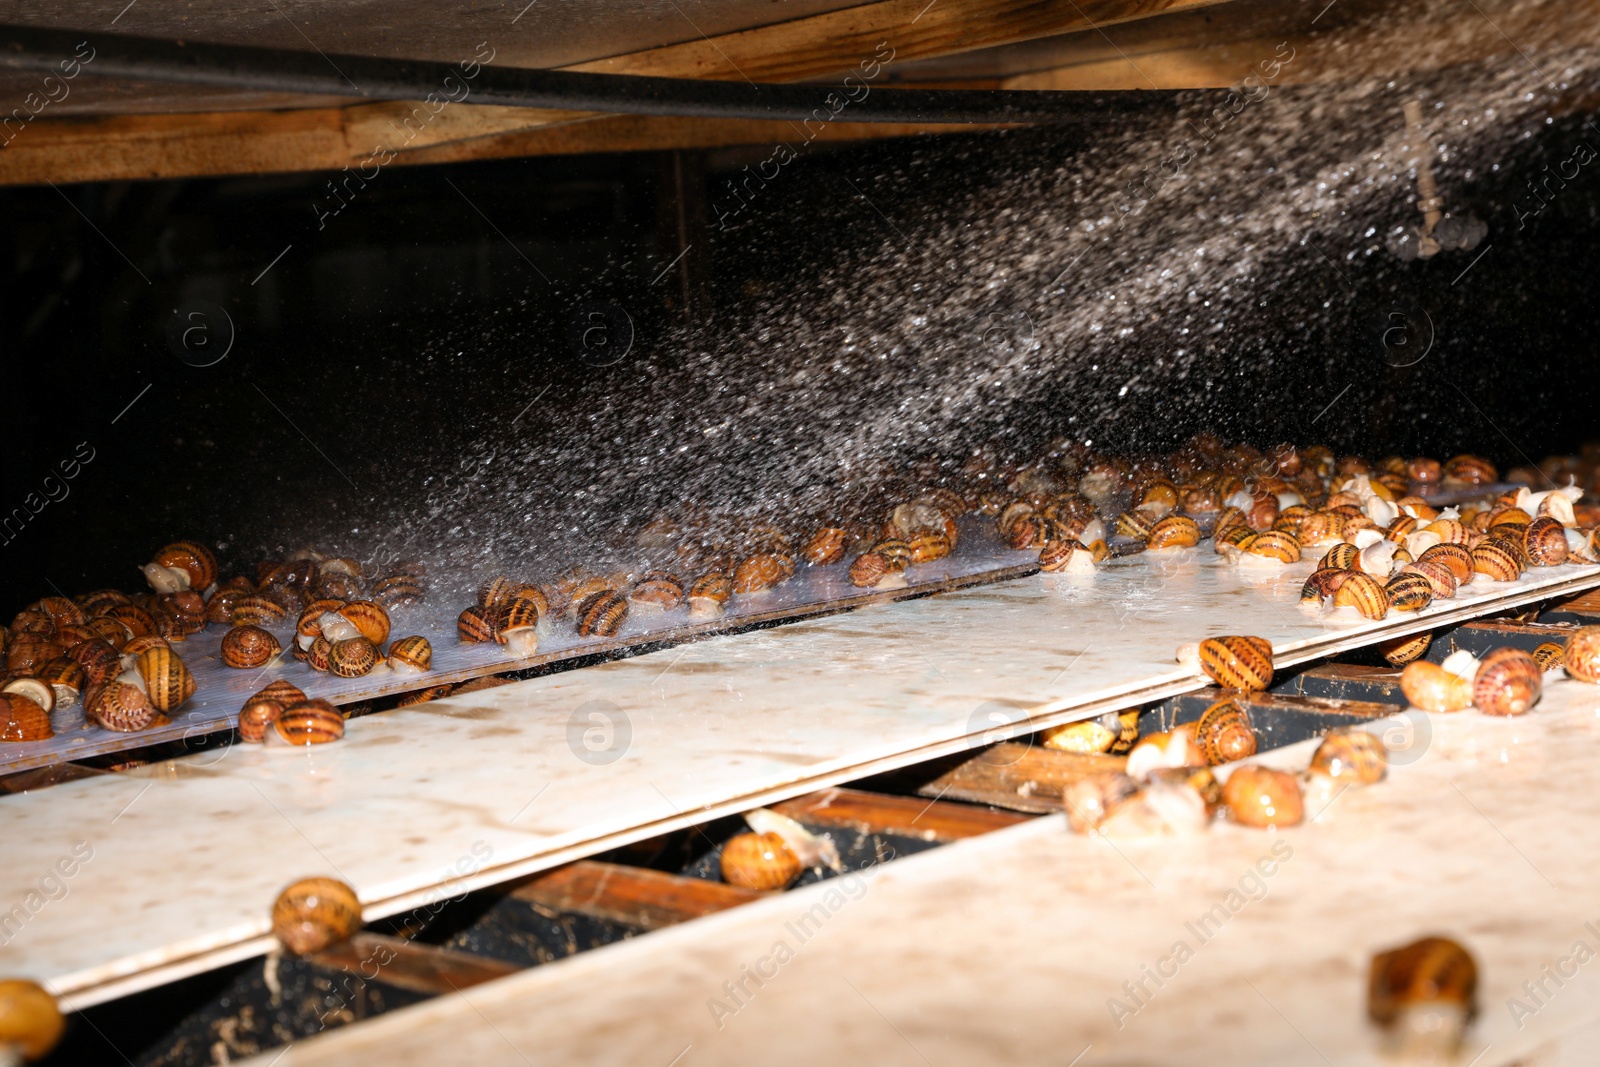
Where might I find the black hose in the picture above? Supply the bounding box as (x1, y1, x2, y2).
(0, 23, 1189, 125)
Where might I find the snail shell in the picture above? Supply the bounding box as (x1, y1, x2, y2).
(997, 501, 1036, 538)
(802, 527, 848, 566)
(1333, 572, 1389, 620)
(1005, 515, 1047, 550)
(908, 530, 952, 563)
(0, 694, 53, 742)
(372, 573, 426, 609)
(387, 635, 433, 673)
(1400, 560, 1458, 599)
(871, 539, 913, 572)
(231, 595, 288, 627)
(88, 680, 166, 732)
(1523, 516, 1568, 566)
(328, 637, 379, 678)
(334, 601, 390, 646)
(1563, 627, 1600, 683)
(135, 646, 195, 713)
(1319, 543, 1361, 571)
(238, 698, 283, 743)
(8, 635, 62, 673)
(1443, 454, 1497, 484)
(1239, 529, 1301, 564)
(35, 596, 85, 629)
(221, 625, 281, 668)
(732, 553, 786, 594)
(1472, 647, 1541, 716)
(1384, 571, 1434, 613)
(65, 638, 121, 688)
(576, 592, 628, 637)
(1532, 641, 1566, 672)
(1368, 937, 1477, 1054)
(79, 588, 132, 616)
(688, 572, 733, 617)
(1300, 567, 1350, 602)
(719, 831, 803, 891)
(630, 572, 685, 612)
(40, 657, 85, 708)
(479, 577, 516, 611)
(261, 559, 316, 592)
(0, 977, 67, 1060)
(1063, 771, 1143, 834)
(1041, 712, 1121, 754)
(1194, 700, 1258, 764)
(1378, 631, 1433, 666)
(457, 605, 497, 644)
(105, 603, 157, 639)
(1297, 511, 1343, 546)
(1147, 515, 1201, 550)
(3, 677, 54, 715)
(82, 617, 129, 651)
(271, 876, 362, 955)
(849, 551, 892, 588)
(1423, 518, 1468, 545)
(313, 572, 364, 602)
(1400, 660, 1473, 712)
(1386, 515, 1419, 541)
(306, 635, 333, 673)
(274, 700, 345, 745)
(254, 679, 308, 706)
(1114, 510, 1154, 541)
(1471, 541, 1524, 582)
(1419, 543, 1473, 583)
(1038, 539, 1098, 573)
(1197, 636, 1274, 691)
(143, 540, 218, 593)
(499, 590, 545, 634)
(1222, 765, 1303, 827)
(1408, 457, 1442, 483)
(1310, 729, 1387, 784)
(397, 684, 453, 707)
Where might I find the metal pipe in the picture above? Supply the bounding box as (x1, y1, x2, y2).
(0, 23, 1189, 125)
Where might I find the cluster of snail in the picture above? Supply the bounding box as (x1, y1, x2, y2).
(1398, 625, 1600, 715)
(0, 538, 432, 747)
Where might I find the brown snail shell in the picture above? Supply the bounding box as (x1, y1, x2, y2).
(1300, 567, 1350, 602)
(1333, 572, 1389, 620)
(65, 638, 121, 688)
(1197, 636, 1274, 691)
(1384, 571, 1434, 613)
(328, 637, 379, 678)
(1378, 631, 1433, 666)
(332, 601, 390, 646)
(261, 559, 316, 592)
(908, 529, 952, 563)
(500, 590, 545, 632)
(576, 592, 628, 637)
(313, 572, 364, 602)
(1563, 626, 1600, 683)
(1319, 542, 1361, 571)
(688, 572, 733, 616)
(872, 539, 913, 572)
(1532, 641, 1566, 672)
(388, 635, 433, 673)
(274, 700, 345, 745)
(221, 625, 281, 668)
(1400, 661, 1473, 712)
(104, 603, 157, 639)
(1063, 771, 1143, 833)
(1423, 518, 1469, 545)
(1194, 700, 1257, 764)
(719, 831, 802, 891)
(1041, 712, 1121, 755)
(1522, 516, 1568, 566)
(1309, 729, 1386, 784)
(1472, 647, 1541, 716)
(40, 657, 85, 708)
(306, 635, 333, 673)
(733, 553, 786, 594)
(231, 595, 288, 627)
(1297, 511, 1343, 545)
(1443, 454, 1497, 484)
(135, 646, 195, 713)
(1419, 543, 1473, 583)
(7, 635, 62, 673)
(0, 694, 52, 742)
(88, 680, 166, 732)
(0, 977, 67, 1060)
(997, 501, 1036, 538)
(457, 605, 497, 644)
(144, 540, 219, 593)
(1147, 515, 1201, 549)
(35, 596, 85, 630)
(271, 876, 362, 955)
(1239, 529, 1301, 563)
(629, 572, 685, 611)
(1114, 510, 1154, 541)
(1004, 514, 1047, 550)
(1471, 541, 1524, 582)
(372, 573, 426, 609)
(802, 527, 848, 566)
(238, 698, 283, 743)
(1400, 560, 1458, 599)
(83, 616, 131, 650)
(3, 677, 54, 715)
(1368, 937, 1477, 1053)
(397, 684, 453, 707)
(849, 551, 892, 588)
(479, 576, 516, 611)
(79, 588, 131, 616)
(1222, 765, 1303, 828)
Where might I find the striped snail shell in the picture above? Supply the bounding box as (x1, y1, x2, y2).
(1139, 480, 1179, 514)
(1522, 516, 1568, 566)
(479, 576, 516, 611)
(802, 527, 849, 566)
(105, 603, 157, 639)
(231, 595, 288, 627)
(0, 693, 53, 742)
(719, 831, 802, 891)
(7, 635, 61, 674)
(1319, 543, 1361, 571)
(1400, 660, 1473, 712)
(306, 635, 334, 673)
(397, 684, 453, 707)
(1378, 631, 1433, 666)
(1472, 647, 1541, 716)
(135, 647, 195, 713)
(1471, 541, 1524, 582)
(1532, 642, 1566, 672)
(1194, 700, 1257, 764)
(1443, 454, 1497, 484)
(1486, 505, 1531, 530)
(1384, 572, 1435, 613)
(254, 679, 308, 706)
(1240, 529, 1301, 564)
(629, 572, 685, 612)
(1296, 511, 1343, 546)
(997, 501, 1036, 538)
(732, 553, 786, 594)
(144, 540, 219, 593)
(238, 698, 283, 743)
(328, 637, 379, 678)
(82, 618, 130, 653)
(1041, 714, 1120, 755)
(457, 605, 497, 644)
(1300, 568, 1350, 603)
(40, 657, 85, 708)
(205, 588, 245, 625)
(261, 559, 316, 592)
(1386, 515, 1419, 541)
(88, 680, 165, 732)
(1038, 539, 1093, 573)
(387, 635, 433, 673)
(848, 551, 891, 588)
(1408, 457, 1443, 484)
(65, 638, 121, 689)
(1214, 524, 1254, 553)
(1004, 515, 1047, 551)
(1418, 543, 1473, 584)
(334, 601, 390, 646)
(576, 591, 628, 638)
(1368, 937, 1477, 1049)
(688, 572, 733, 617)
(1222, 765, 1303, 828)
(11, 607, 56, 636)
(1147, 515, 1201, 550)
(1114, 510, 1154, 541)
(497, 598, 541, 657)
(1423, 518, 1469, 545)
(1563, 627, 1600, 683)
(221, 625, 281, 669)
(1197, 636, 1274, 691)
(271, 877, 362, 955)
(1400, 560, 1458, 599)
(1333, 572, 1389, 620)
(908, 529, 952, 563)
(1273, 505, 1311, 539)
(3, 677, 54, 715)
(372, 573, 426, 609)
(79, 588, 131, 616)
(313, 572, 364, 602)
(1309, 729, 1386, 784)
(35, 596, 85, 629)
(274, 700, 345, 745)
(871, 539, 913, 572)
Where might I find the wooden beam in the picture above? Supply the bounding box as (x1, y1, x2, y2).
(771, 786, 1032, 842)
(305, 932, 520, 996)
(509, 860, 765, 931)
(916, 743, 1127, 814)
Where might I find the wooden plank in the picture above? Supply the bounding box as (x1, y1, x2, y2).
(771, 786, 1033, 842)
(1427, 619, 1580, 662)
(510, 861, 765, 931)
(1148, 688, 1400, 751)
(915, 743, 1127, 814)
(1544, 587, 1600, 623)
(1277, 662, 1406, 706)
(305, 933, 520, 996)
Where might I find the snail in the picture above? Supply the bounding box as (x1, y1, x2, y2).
(1408, 457, 1442, 483)
(1041, 711, 1122, 754)
(142, 540, 219, 594)
(1471, 541, 1524, 582)
(39, 658, 85, 709)
(105, 603, 157, 639)
(688, 572, 733, 618)
(1377, 631, 1432, 666)
(231, 595, 288, 627)
(576, 591, 628, 638)
(65, 638, 120, 688)
(273, 700, 345, 745)
(629, 572, 685, 613)
(318, 601, 390, 646)
(372, 573, 426, 609)
(1443, 455, 1497, 485)
(732, 553, 786, 595)
(1308, 729, 1386, 785)
(457, 605, 497, 644)
(2, 678, 53, 715)
(1562, 626, 1600, 682)
(1332, 572, 1389, 620)
(221, 625, 281, 669)
(0, 978, 65, 1061)
(1368, 936, 1477, 1059)
(1472, 647, 1541, 716)
(1400, 559, 1458, 599)
(1400, 660, 1472, 712)
(872, 539, 913, 572)
(1300, 568, 1349, 603)
(328, 637, 379, 678)
(1419, 543, 1473, 584)
(1063, 771, 1143, 834)
(238, 698, 283, 743)
(1197, 636, 1274, 691)
(849, 551, 899, 589)
(1237, 529, 1301, 565)
(479, 577, 517, 612)
(0, 694, 52, 743)
(1038, 539, 1098, 573)
(34, 596, 85, 629)
(271, 876, 362, 955)
(88, 680, 165, 732)
(135, 646, 195, 713)
(1383, 571, 1434, 613)
(388, 635, 433, 673)
(1221, 765, 1303, 828)
(719, 831, 803, 891)
(801, 527, 848, 566)
(1531, 641, 1566, 672)
(908, 529, 952, 563)
(1146, 515, 1201, 550)
(1319, 543, 1360, 571)
(1193, 700, 1257, 764)
(306, 636, 333, 673)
